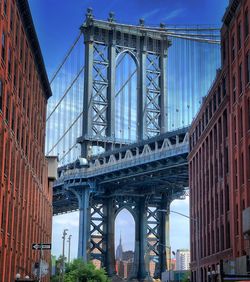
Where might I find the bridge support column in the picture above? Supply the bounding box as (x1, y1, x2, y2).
(105, 197, 116, 277)
(155, 201, 170, 278)
(72, 187, 90, 261)
(133, 197, 148, 280)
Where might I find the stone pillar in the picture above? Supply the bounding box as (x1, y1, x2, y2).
(81, 27, 94, 157)
(159, 40, 168, 133)
(138, 38, 147, 141)
(71, 187, 90, 261)
(105, 197, 116, 276)
(158, 201, 170, 277)
(133, 197, 148, 280)
(107, 33, 116, 143)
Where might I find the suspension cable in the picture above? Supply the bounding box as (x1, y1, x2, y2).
(47, 111, 83, 155)
(49, 32, 82, 84)
(59, 142, 78, 162)
(46, 66, 84, 122)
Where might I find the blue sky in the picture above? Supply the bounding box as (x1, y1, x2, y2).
(28, 0, 229, 261)
(29, 0, 228, 77)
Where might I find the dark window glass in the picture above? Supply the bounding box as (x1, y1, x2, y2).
(11, 106, 15, 132)
(0, 80, 2, 111)
(10, 6, 13, 31)
(5, 94, 9, 123)
(8, 48, 11, 76)
(218, 86, 221, 105)
(238, 22, 242, 50)
(232, 35, 235, 61)
(233, 75, 236, 103)
(245, 9, 249, 37)
(222, 77, 226, 97)
(246, 52, 250, 84)
(4, 0, 7, 15)
(239, 64, 243, 94)
(1, 33, 5, 61)
(248, 98, 250, 130)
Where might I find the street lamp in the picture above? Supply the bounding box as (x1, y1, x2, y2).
(158, 209, 200, 282)
(62, 229, 69, 281)
(67, 234, 72, 263)
(159, 243, 173, 282)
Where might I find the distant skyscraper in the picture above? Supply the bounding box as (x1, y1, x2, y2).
(176, 249, 190, 270)
(116, 234, 123, 260)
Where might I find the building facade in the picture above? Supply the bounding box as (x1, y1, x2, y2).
(189, 0, 250, 281)
(176, 249, 190, 271)
(0, 0, 52, 281)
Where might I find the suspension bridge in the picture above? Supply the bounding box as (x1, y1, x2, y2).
(47, 9, 221, 281)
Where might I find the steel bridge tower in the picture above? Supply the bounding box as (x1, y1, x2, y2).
(51, 8, 220, 281)
(78, 9, 170, 158)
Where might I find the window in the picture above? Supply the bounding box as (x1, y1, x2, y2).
(240, 107, 243, 138)
(223, 109, 228, 138)
(222, 40, 226, 64)
(1, 33, 5, 62)
(241, 152, 244, 185)
(10, 6, 13, 31)
(238, 22, 242, 50)
(225, 185, 229, 212)
(239, 64, 243, 94)
(3, 0, 7, 16)
(213, 94, 217, 112)
(246, 52, 250, 84)
(8, 47, 11, 76)
(248, 98, 250, 130)
(235, 159, 238, 190)
(218, 86, 221, 105)
(245, 9, 249, 38)
(11, 105, 15, 132)
(222, 77, 226, 97)
(225, 147, 229, 173)
(232, 34, 235, 61)
(233, 116, 237, 145)
(5, 94, 9, 123)
(233, 75, 236, 103)
(0, 80, 2, 112)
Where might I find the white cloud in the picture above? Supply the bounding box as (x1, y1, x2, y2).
(161, 8, 185, 21)
(142, 9, 161, 20)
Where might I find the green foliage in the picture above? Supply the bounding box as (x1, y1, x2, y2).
(64, 259, 110, 282)
(181, 271, 191, 282)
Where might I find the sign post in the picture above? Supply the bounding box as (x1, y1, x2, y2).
(32, 243, 51, 281)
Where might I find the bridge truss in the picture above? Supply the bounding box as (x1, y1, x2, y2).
(48, 9, 221, 280)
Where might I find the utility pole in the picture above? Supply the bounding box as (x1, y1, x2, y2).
(67, 235, 72, 264)
(62, 229, 68, 282)
(158, 210, 199, 282)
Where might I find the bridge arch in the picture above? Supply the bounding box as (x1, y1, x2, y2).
(114, 207, 136, 279)
(115, 50, 138, 142)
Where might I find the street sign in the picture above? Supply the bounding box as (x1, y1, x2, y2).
(32, 243, 51, 250)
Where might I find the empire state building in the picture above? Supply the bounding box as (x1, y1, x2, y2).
(116, 234, 123, 261)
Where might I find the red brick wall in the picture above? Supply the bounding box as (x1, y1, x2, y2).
(189, 0, 250, 281)
(0, 0, 52, 281)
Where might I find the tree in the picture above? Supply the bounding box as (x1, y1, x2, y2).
(181, 271, 191, 282)
(64, 259, 110, 282)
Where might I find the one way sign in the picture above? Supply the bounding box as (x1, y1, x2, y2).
(32, 243, 52, 250)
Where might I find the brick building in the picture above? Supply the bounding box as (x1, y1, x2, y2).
(189, 0, 250, 281)
(0, 0, 53, 281)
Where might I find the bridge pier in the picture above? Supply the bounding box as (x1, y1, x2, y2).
(105, 197, 116, 277)
(132, 197, 148, 280)
(70, 186, 91, 261)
